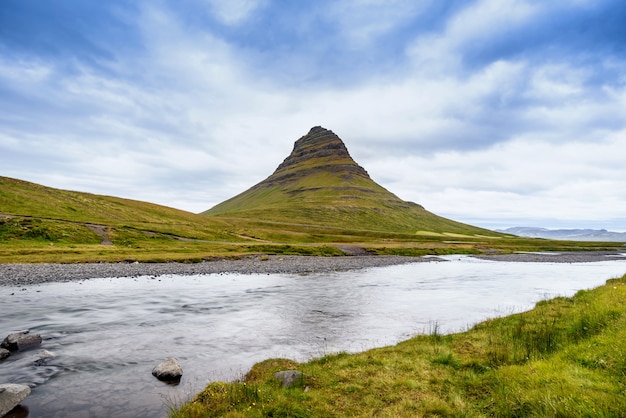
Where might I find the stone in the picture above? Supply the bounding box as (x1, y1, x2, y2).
(271, 126, 371, 185)
(1, 331, 42, 352)
(273, 370, 304, 388)
(0, 349, 9, 361)
(33, 350, 56, 366)
(0, 384, 31, 417)
(151, 358, 182, 382)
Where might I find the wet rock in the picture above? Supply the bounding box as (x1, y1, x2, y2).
(273, 370, 304, 388)
(152, 358, 182, 382)
(0, 384, 31, 417)
(1, 331, 42, 352)
(33, 350, 56, 366)
(0, 349, 9, 361)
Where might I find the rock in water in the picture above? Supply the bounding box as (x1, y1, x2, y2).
(273, 370, 304, 388)
(1, 331, 42, 352)
(152, 358, 183, 382)
(0, 349, 9, 361)
(0, 384, 31, 417)
(33, 350, 56, 366)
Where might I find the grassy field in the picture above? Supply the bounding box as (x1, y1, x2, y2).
(1, 213, 621, 263)
(171, 273, 626, 417)
(1, 176, 623, 263)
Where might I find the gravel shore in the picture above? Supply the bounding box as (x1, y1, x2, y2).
(473, 251, 626, 263)
(1, 251, 624, 287)
(0, 255, 432, 287)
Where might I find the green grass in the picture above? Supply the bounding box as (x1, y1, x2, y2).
(0, 176, 240, 240)
(171, 274, 626, 417)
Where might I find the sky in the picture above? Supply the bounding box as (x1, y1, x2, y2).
(1, 0, 625, 232)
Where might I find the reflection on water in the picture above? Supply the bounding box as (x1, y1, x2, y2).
(1, 256, 626, 417)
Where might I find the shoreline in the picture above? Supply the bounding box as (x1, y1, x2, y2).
(473, 250, 626, 263)
(0, 251, 624, 287)
(0, 255, 429, 287)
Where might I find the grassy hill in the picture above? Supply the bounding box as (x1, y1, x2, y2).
(0, 176, 237, 238)
(0, 176, 259, 262)
(203, 127, 494, 237)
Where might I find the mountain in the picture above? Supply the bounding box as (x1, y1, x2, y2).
(4, 134, 623, 263)
(203, 126, 497, 236)
(498, 227, 626, 242)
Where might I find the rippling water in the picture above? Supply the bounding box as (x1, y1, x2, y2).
(1, 255, 626, 417)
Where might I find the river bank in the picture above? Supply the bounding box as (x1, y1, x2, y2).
(173, 270, 626, 417)
(0, 255, 430, 286)
(1, 251, 624, 287)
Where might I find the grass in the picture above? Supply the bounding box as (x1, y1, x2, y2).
(171, 274, 626, 417)
(1, 175, 623, 263)
(1, 216, 619, 263)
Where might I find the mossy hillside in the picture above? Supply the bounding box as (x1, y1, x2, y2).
(172, 273, 626, 417)
(0, 176, 242, 244)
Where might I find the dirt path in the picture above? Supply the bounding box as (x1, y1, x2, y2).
(85, 224, 112, 245)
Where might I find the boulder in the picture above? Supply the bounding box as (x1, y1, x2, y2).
(0, 349, 9, 361)
(152, 358, 182, 382)
(0, 384, 31, 417)
(273, 370, 304, 388)
(1, 331, 42, 352)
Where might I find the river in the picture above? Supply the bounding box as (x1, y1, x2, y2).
(1, 255, 626, 417)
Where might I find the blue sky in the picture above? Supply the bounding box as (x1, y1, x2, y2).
(1, 0, 625, 231)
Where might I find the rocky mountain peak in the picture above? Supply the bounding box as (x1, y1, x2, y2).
(273, 126, 367, 177)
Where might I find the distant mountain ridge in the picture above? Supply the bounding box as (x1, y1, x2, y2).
(498, 227, 626, 242)
(204, 126, 497, 236)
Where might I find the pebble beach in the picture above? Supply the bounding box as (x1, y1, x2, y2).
(1, 251, 624, 287)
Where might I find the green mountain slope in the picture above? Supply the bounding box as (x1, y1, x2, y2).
(204, 126, 497, 236)
(0, 176, 238, 244)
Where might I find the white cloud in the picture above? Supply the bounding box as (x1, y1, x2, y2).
(2, 0, 625, 228)
(204, 0, 265, 25)
(446, 0, 538, 40)
(526, 64, 587, 100)
(328, 0, 430, 47)
(0, 57, 52, 86)
(406, 0, 540, 73)
(362, 129, 626, 229)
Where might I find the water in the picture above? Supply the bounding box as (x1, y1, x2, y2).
(1, 255, 626, 417)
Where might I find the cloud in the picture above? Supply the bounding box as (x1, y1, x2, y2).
(327, 0, 431, 48)
(363, 129, 626, 229)
(204, 0, 266, 25)
(0, 0, 625, 229)
(406, 0, 538, 73)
